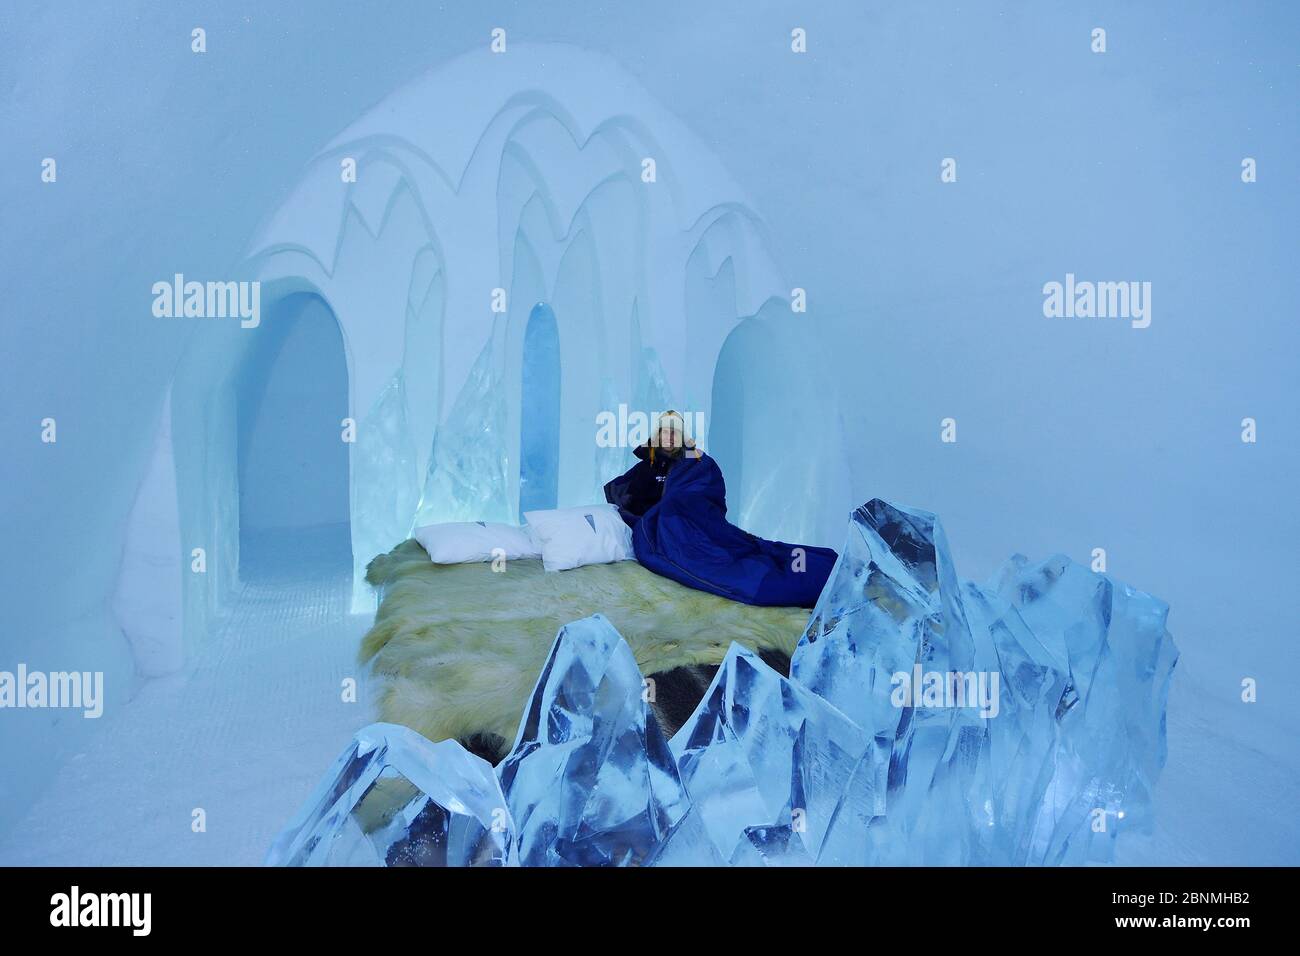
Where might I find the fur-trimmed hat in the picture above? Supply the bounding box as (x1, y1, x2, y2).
(647, 409, 700, 462)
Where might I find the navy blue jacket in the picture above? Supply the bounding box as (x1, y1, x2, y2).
(602, 443, 682, 527)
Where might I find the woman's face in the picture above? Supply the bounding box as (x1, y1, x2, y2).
(657, 426, 680, 450)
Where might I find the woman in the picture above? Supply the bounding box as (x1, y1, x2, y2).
(603, 410, 700, 528)
(605, 411, 837, 608)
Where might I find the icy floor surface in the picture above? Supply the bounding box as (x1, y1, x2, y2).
(0, 539, 373, 866)
(1117, 668, 1300, 866)
(0, 555, 1295, 865)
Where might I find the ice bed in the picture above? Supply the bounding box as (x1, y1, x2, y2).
(359, 539, 810, 762)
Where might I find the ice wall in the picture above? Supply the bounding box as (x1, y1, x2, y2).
(2, 0, 1296, 857)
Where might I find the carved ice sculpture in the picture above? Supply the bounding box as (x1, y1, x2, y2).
(266, 723, 515, 867)
(664, 643, 890, 866)
(496, 615, 690, 866)
(269, 499, 1176, 867)
(790, 499, 1178, 865)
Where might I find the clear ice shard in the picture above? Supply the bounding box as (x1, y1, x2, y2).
(265, 723, 516, 867)
(790, 499, 1178, 865)
(987, 553, 1179, 863)
(413, 339, 511, 527)
(496, 614, 691, 866)
(663, 642, 889, 866)
(351, 372, 420, 609)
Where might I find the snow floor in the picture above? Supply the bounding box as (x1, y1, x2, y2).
(1, 540, 1296, 866)
(0, 533, 375, 866)
(1117, 670, 1300, 866)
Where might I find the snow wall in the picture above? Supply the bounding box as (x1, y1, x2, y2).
(1, 2, 1296, 853)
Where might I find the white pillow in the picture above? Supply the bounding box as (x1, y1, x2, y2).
(413, 521, 541, 564)
(523, 504, 635, 572)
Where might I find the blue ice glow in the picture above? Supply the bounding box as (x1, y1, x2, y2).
(236, 293, 351, 576)
(519, 303, 561, 513)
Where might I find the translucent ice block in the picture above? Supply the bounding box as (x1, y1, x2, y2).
(790, 499, 1176, 865)
(496, 615, 690, 866)
(266, 723, 515, 867)
(665, 642, 889, 866)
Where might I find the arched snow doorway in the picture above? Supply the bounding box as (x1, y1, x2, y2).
(519, 302, 561, 513)
(236, 292, 351, 578)
(709, 318, 762, 517)
(708, 299, 852, 547)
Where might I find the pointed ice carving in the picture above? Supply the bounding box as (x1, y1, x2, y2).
(266, 723, 515, 867)
(497, 615, 690, 866)
(791, 499, 977, 731)
(957, 579, 1076, 864)
(988, 554, 1177, 865)
(664, 643, 888, 867)
(790, 499, 1176, 865)
(634, 344, 671, 417)
(591, 377, 626, 503)
(351, 372, 420, 609)
(414, 339, 511, 526)
(642, 806, 729, 867)
(789, 500, 998, 862)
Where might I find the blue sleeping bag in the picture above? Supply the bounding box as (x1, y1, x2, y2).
(607, 450, 838, 608)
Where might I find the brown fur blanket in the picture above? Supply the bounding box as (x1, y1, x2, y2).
(360, 540, 810, 761)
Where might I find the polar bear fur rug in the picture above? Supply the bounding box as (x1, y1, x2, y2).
(360, 539, 810, 762)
